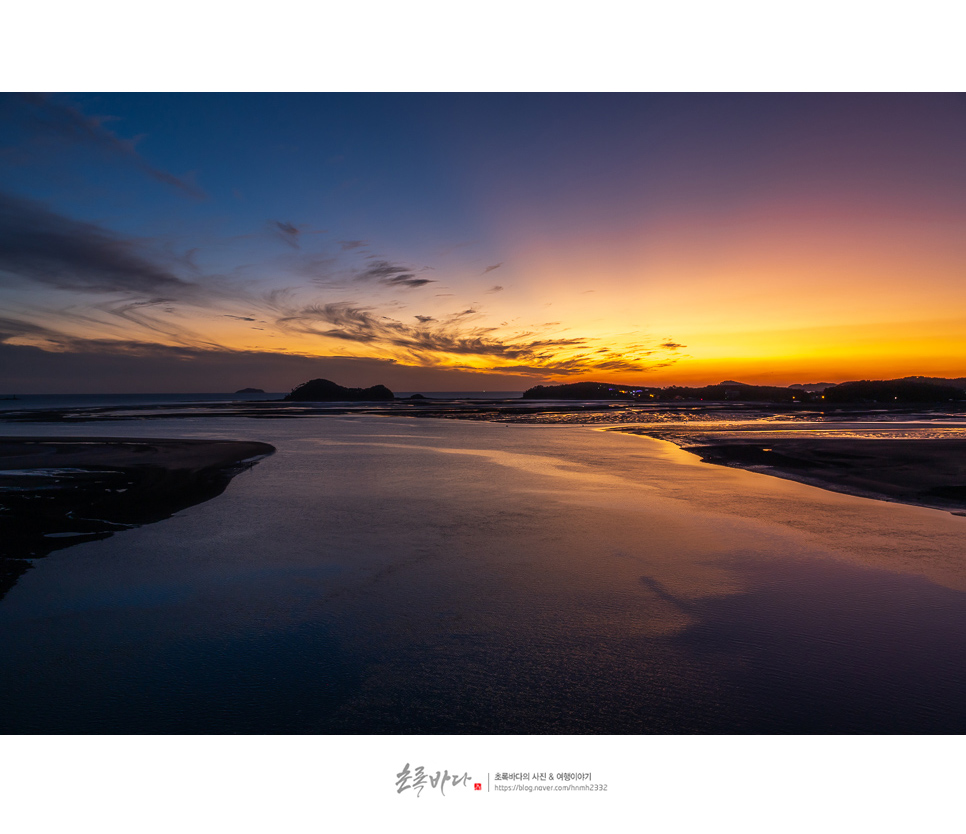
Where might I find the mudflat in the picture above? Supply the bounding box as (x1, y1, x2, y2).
(615, 430, 966, 513)
(0, 437, 275, 596)
(0, 437, 274, 472)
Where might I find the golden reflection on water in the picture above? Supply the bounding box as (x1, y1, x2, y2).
(607, 419, 966, 442)
(599, 425, 966, 594)
(5, 416, 966, 732)
(307, 424, 966, 633)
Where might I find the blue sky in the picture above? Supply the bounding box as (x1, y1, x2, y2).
(2, 93, 966, 393)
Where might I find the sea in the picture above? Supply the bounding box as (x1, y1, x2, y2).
(0, 391, 526, 412)
(2, 393, 966, 733)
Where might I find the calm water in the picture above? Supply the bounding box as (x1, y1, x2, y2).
(2, 413, 966, 733)
(0, 391, 525, 413)
(0, 392, 285, 412)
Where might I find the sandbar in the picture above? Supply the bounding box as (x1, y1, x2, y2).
(614, 429, 966, 513)
(0, 437, 275, 597)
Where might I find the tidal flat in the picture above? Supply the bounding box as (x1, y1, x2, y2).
(2, 403, 966, 733)
(0, 437, 274, 600)
(611, 422, 966, 513)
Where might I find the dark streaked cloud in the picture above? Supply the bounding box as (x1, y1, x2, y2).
(0, 187, 680, 381)
(11, 94, 205, 199)
(0, 309, 212, 354)
(482, 263, 503, 275)
(0, 315, 64, 342)
(354, 259, 435, 289)
(486, 285, 504, 293)
(384, 275, 435, 288)
(3, 289, 684, 380)
(487, 354, 681, 377)
(278, 302, 381, 340)
(272, 221, 301, 248)
(90, 298, 223, 348)
(271, 301, 646, 374)
(339, 239, 367, 251)
(356, 260, 408, 281)
(0, 191, 202, 298)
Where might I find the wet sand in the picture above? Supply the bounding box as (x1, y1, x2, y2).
(0, 436, 275, 472)
(0, 437, 274, 597)
(615, 429, 966, 513)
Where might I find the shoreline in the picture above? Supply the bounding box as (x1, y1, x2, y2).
(613, 429, 966, 514)
(0, 437, 275, 597)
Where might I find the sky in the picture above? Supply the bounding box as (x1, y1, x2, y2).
(2, 92, 965, 393)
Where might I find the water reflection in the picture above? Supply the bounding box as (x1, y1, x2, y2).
(1, 417, 965, 732)
(0, 438, 274, 601)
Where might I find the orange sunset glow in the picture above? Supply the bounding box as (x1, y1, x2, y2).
(2, 93, 965, 392)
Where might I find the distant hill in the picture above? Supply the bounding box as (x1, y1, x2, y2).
(789, 382, 836, 392)
(659, 382, 801, 403)
(235, 387, 265, 394)
(898, 376, 966, 388)
(283, 379, 394, 402)
(523, 380, 798, 402)
(823, 379, 966, 404)
(522, 382, 653, 400)
(517, 376, 966, 406)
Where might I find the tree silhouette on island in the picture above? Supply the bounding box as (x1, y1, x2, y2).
(283, 378, 395, 402)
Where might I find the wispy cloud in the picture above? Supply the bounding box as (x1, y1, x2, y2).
(11, 93, 205, 199)
(355, 259, 413, 282)
(0, 316, 63, 342)
(0, 191, 202, 298)
(0, 310, 209, 354)
(0, 191, 271, 352)
(354, 259, 435, 289)
(384, 275, 434, 288)
(0, 187, 681, 379)
(270, 299, 681, 376)
(482, 263, 502, 275)
(272, 221, 301, 248)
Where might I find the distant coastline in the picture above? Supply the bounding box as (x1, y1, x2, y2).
(523, 377, 966, 405)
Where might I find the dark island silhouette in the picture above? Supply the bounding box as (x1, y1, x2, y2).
(235, 387, 265, 394)
(523, 381, 649, 400)
(283, 378, 394, 402)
